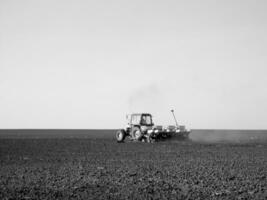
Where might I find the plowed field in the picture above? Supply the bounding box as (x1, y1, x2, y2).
(0, 130, 266, 199)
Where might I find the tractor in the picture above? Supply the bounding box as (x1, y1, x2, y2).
(116, 110, 190, 143)
(116, 113, 161, 143)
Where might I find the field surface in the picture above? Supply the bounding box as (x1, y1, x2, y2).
(0, 130, 266, 200)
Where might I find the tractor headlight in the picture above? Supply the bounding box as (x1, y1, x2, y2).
(154, 130, 159, 133)
(176, 129, 180, 133)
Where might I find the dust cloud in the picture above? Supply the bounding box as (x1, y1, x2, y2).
(190, 129, 267, 143)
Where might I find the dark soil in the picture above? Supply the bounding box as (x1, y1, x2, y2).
(0, 137, 266, 199)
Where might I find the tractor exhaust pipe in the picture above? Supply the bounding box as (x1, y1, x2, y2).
(171, 109, 179, 127)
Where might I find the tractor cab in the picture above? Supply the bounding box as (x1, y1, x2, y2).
(127, 113, 154, 127)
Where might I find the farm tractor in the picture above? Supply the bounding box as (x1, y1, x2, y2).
(116, 110, 190, 143)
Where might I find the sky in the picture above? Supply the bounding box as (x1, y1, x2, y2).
(0, 0, 267, 129)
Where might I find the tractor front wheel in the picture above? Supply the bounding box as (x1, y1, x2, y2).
(116, 129, 126, 143)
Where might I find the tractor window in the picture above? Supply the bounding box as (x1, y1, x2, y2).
(131, 115, 141, 125)
(141, 115, 152, 125)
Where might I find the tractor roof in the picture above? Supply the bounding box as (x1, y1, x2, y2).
(131, 113, 152, 116)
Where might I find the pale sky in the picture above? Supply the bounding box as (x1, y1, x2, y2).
(0, 0, 267, 129)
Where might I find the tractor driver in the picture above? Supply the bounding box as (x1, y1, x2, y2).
(141, 115, 147, 125)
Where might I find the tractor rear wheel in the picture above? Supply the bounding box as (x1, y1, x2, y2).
(130, 127, 143, 141)
(116, 129, 126, 143)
